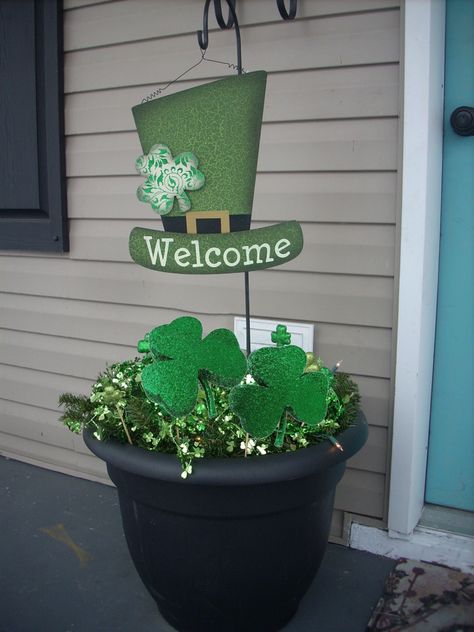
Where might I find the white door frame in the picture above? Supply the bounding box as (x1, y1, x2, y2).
(388, 0, 446, 537)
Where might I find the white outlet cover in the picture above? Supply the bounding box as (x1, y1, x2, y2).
(234, 317, 314, 352)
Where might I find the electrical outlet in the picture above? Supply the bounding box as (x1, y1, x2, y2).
(234, 317, 314, 352)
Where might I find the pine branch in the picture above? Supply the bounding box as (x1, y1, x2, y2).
(332, 373, 360, 423)
(125, 396, 158, 428)
(58, 392, 91, 408)
(58, 392, 94, 432)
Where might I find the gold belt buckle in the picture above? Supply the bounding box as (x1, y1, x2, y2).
(185, 210, 230, 234)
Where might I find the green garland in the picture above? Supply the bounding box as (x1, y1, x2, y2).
(59, 355, 360, 478)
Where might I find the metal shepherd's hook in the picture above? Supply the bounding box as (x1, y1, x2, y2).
(196, 0, 297, 356)
(197, 0, 248, 351)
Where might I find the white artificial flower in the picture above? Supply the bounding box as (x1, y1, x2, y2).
(181, 464, 193, 479)
(240, 438, 256, 453)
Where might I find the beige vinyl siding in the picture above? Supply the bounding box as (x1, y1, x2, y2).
(0, 0, 400, 543)
(67, 172, 398, 223)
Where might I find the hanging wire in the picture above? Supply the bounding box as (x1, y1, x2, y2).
(141, 0, 296, 104)
(198, 0, 242, 74)
(141, 51, 246, 103)
(141, 53, 206, 103)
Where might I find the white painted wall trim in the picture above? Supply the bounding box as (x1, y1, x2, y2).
(351, 523, 474, 574)
(389, 0, 446, 536)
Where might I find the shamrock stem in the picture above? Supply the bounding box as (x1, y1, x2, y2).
(274, 412, 288, 448)
(115, 404, 133, 445)
(200, 378, 216, 419)
(244, 433, 250, 457)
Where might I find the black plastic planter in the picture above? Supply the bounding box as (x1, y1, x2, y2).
(84, 411, 368, 632)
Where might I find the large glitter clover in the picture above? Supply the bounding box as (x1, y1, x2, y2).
(138, 317, 247, 417)
(229, 345, 329, 441)
(135, 143, 205, 215)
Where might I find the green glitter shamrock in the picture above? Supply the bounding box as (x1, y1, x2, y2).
(271, 324, 291, 347)
(229, 345, 329, 445)
(138, 316, 247, 417)
(135, 143, 205, 215)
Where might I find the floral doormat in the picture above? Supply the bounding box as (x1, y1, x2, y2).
(367, 558, 474, 631)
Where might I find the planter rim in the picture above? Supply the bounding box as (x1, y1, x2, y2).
(83, 409, 368, 486)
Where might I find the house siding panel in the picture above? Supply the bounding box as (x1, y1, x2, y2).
(67, 172, 398, 223)
(0, 0, 400, 541)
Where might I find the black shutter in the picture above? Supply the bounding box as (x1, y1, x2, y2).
(0, 0, 68, 251)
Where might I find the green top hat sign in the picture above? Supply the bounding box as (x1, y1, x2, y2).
(129, 71, 303, 274)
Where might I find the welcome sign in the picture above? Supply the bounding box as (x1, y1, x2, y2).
(129, 222, 303, 274)
(129, 71, 304, 275)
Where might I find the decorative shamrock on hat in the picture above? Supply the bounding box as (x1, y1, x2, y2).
(229, 338, 329, 446)
(138, 316, 246, 417)
(135, 143, 205, 215)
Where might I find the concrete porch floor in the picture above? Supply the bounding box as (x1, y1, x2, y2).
(0, 455, 395, 632)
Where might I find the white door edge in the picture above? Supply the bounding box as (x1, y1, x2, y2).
(388, 0, 446, 536)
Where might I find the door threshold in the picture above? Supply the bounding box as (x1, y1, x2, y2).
(419, 504, 474, 538)
(350, 522, 474, 574)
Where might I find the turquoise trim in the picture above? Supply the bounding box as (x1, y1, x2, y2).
(426, 0, 474, 511)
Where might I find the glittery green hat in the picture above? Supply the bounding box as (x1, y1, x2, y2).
(129, 71, 304, 275)
(132, 71, 267, 234)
